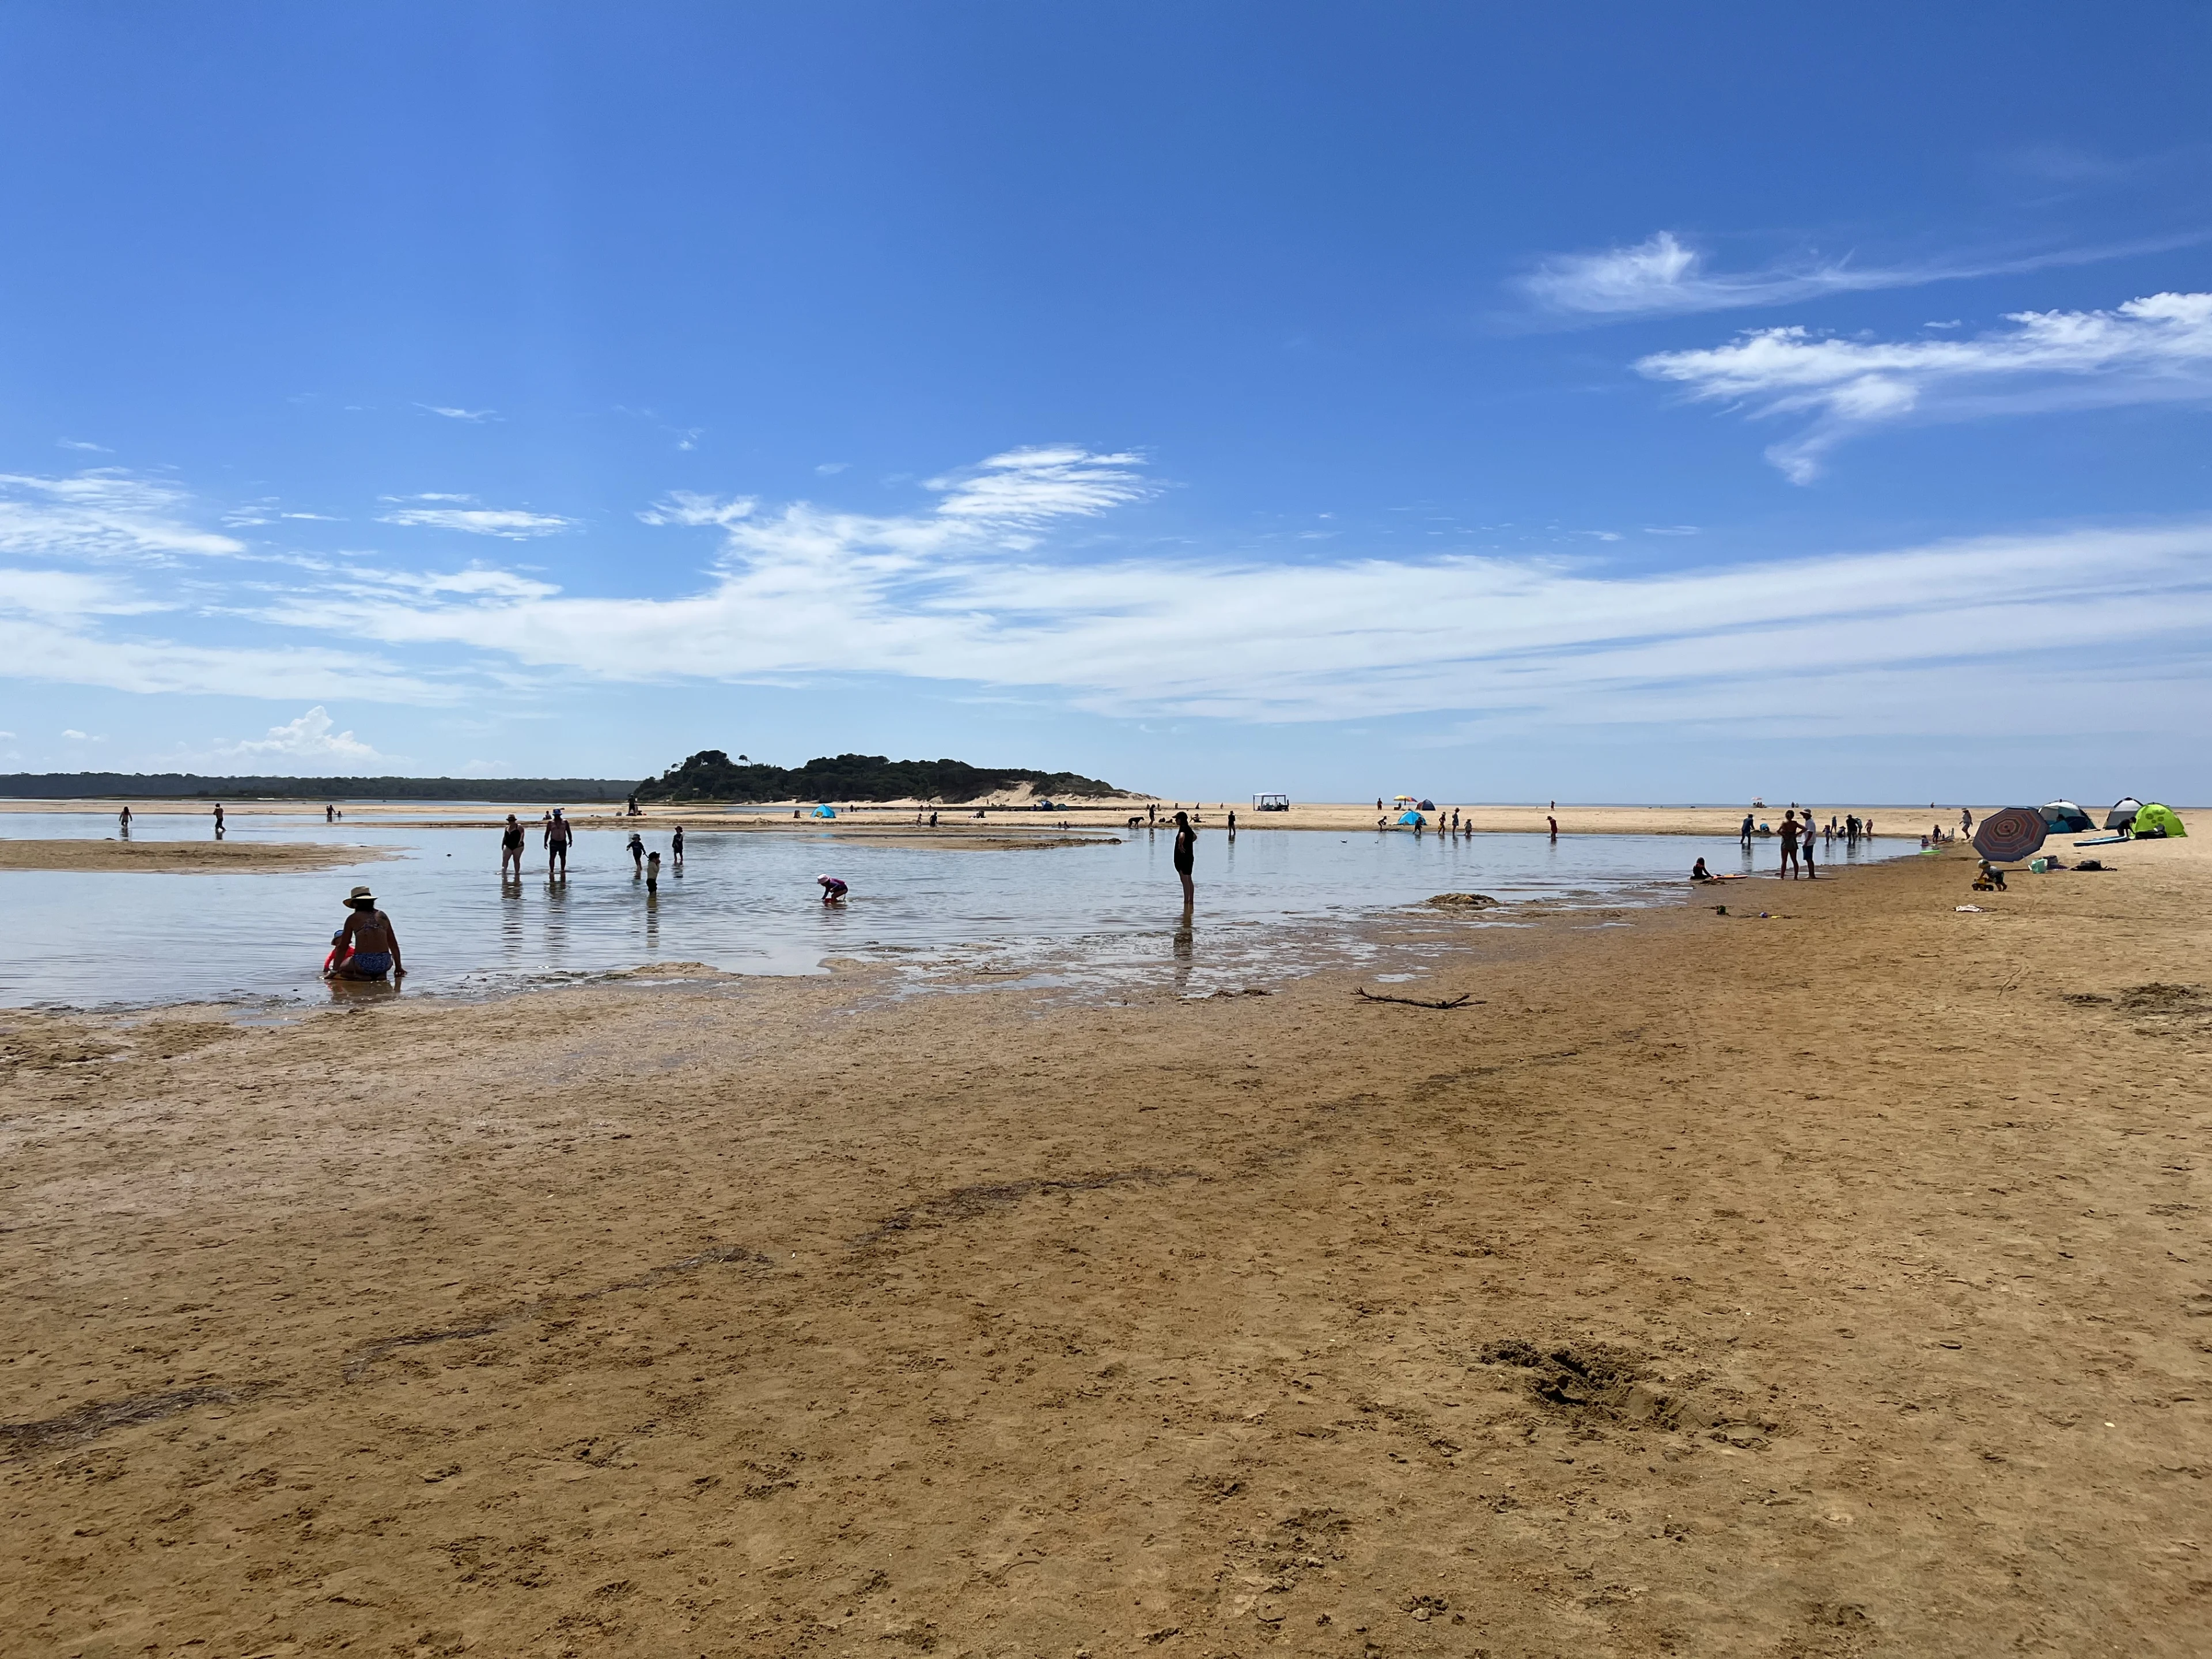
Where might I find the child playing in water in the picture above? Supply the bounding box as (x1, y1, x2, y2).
(818, 874, 848, 904)
(328, 885, 404, 980)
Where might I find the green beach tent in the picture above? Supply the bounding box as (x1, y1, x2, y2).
(2131, 802, 2186, 838)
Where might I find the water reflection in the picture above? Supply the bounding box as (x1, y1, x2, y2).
(326, 975, 401, 1008)
(0, 811, 1906, 1009)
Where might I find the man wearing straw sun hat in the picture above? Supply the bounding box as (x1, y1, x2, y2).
(327, 884, 406, 982)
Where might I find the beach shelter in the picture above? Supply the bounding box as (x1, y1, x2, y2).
(1393, 794, 1418, 804)
(2133, 802, 2187, 838)
(1416, 798, 1437, 811)
(810, 803, 838, 819)
(2040, 800, 2095, 834)
(1971, 806, 2047, 863)
(1397, 809, 1426, 827)
(2105, 797, 2143, 831)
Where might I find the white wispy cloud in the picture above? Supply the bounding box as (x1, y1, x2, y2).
(926, 446, 1148, 532)
(0, 612, 449, 703)
(1637, 289, 2212, 480)
(376, 493, 577, 539)
(58, 438, 111, 453)
(7, 449, 2210, 737)
(417, 404, 498, 422)
(0, 471, 247, 562)
(0, 567, 168, 619)
(235, 451, 2212, 728)
(219, 705, 383, 766)
(636, 492, 756, 529)
(1518, 230, 2203, 321)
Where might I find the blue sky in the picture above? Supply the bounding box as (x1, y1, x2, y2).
(3, 2, 2210, 804)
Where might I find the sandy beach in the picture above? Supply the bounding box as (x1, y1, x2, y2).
(2, 834, 2207, 1656)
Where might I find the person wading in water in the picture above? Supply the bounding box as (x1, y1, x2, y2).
(545, 808, 573, 877)
(1172, 809, 1197, 912)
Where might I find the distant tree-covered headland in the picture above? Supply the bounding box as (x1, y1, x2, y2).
(0, 773, 635, 801)
(634, 751, 1131, 804)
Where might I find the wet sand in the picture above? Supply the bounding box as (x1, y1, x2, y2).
(2, 837, 2207, 1656)
(0, 839, 396, 873)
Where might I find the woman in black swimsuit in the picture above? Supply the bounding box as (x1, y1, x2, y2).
(499, 813, 525, 877)
(1172, 810, 1196, 911)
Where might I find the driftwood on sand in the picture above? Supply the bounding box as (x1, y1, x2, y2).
(1355, 987, 1482, 1009)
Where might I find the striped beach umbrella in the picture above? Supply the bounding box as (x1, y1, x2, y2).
(1971, 806, 2047, 864)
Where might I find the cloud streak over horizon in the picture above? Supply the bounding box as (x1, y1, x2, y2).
(3, 455, 2209, 738)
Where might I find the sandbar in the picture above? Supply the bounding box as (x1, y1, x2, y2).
(0, 838, 395, 873)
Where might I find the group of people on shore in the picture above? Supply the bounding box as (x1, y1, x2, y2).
(1707, 807, 1889, 882)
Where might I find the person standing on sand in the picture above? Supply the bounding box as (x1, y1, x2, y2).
(1779, 810, 1801, 878)
(1961, 807, 1974, 834)
(671, 824, 684, 869)
(1802, 821, 1817, 879)
(546, 808, 573, 877)
(328, 885, 404, 982)
(500, 813, 525, 877)
(1172, 809, 1196, 910)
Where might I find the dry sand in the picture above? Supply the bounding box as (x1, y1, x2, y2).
(0, 839, 395, 874)
(2, 838, 2207, 1657)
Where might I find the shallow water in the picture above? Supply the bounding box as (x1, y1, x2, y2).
(0, 812, 1900, 1009)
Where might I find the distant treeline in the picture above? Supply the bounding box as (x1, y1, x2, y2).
(635, 751, 1129, 804)
(0, 772, 637, 801)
